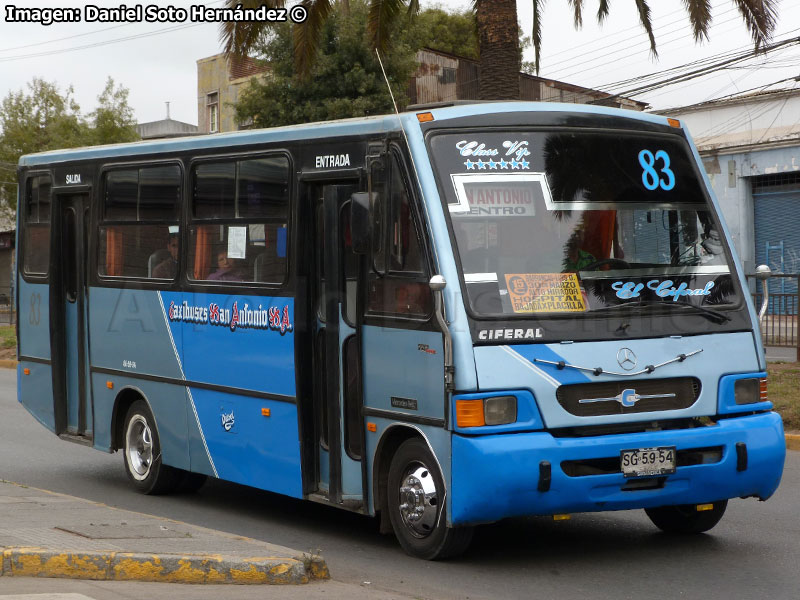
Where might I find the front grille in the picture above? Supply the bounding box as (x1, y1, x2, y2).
(556, 377, 701, 417)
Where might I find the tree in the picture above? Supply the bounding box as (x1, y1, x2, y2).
(0, 77, 139, 208)
(89, 77, 139, 145)
(223, 1, 779, 102)
(221, 0, 419, 78)
(234, 1, 418, 127)
(473, 0, 780, 100)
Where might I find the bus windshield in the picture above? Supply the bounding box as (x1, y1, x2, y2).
(429, 129, 741, 319)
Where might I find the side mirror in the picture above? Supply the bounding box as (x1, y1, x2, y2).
(350, 192, 375, 254)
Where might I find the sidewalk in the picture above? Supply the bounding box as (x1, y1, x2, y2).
(0, 480, 328, 585)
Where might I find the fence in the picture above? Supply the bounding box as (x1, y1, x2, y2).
(0, 286, 14, 325)
(748, 273, 798, 355)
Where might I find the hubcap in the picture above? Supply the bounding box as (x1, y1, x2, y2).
(398, 463, 439, 538)
(126, 414, 153, 481)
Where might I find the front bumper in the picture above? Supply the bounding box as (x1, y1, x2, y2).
(450, 412, 785, 526)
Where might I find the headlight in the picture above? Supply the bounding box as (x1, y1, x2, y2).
(484, 396, 517, 425)
(734, 377, 767, 405)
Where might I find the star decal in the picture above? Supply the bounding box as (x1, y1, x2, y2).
(498, 158, 508, 169)
(477, 160, 487, 170)
(488, 159, 498, 169)
(520, 159, 530, 169)
(464, 159, 475, 170)
(510, 159, 520, 169)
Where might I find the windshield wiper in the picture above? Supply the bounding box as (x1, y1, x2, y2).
(592, 299, 732, 324)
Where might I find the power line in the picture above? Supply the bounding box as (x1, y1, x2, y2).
(546, 3, 740, 78)
(0, 24, 129, 54)
(589, 35, 800, 104)
(0, 23, 202, 63)
(553, 12, 746, 85)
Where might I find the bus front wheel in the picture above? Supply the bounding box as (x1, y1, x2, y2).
(645, 500, 728, 534)
(387, 438, 473, 560)
(123, 400, 182, 495)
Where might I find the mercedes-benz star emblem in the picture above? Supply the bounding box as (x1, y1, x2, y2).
(617, 347, 637, 370)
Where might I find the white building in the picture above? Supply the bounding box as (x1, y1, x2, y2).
(659, 88, 800, 276)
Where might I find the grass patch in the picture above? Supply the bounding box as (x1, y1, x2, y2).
(0, 325, 15, 349)
(767, 363, 800, 431)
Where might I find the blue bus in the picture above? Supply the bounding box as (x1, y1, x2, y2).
(16, 102, 785, 559)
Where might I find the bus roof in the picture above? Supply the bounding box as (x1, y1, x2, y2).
(18, 101, 674, 167)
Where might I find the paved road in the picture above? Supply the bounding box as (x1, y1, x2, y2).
(2, 368, 799, 600)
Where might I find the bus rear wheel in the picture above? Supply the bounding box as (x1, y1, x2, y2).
(387, 438, 473, 560)
(123, 400, 182, 495)
(645, 500, 728, 534)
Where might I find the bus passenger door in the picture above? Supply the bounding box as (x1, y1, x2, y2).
(50, 193, 92, 440)
(313, 183, 366, 507)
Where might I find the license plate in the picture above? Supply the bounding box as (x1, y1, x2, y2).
(620, 446, 676, 478)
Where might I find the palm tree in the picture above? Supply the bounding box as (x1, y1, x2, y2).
(473, 0, 779, 100)
(222, 0, 779, 100)
(220, 0, 419, 78)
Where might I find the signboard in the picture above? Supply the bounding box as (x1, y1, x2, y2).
(504, 273, 587, 313)
(450, 173, 550, 216)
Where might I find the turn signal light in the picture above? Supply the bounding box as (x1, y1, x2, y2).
(667, 118, 681, 128)
(416, 112, 434, 123)
(456, 400, 485, 428)
(759, 377, 768, 402)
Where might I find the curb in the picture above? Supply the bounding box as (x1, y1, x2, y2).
(0, 549, 329, 585)
(0, 359, 18, 369)
(786, 434, 800, 452)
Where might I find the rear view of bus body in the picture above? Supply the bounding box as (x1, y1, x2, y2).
(16, 102, 785, 560)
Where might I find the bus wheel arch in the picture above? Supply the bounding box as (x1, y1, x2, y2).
(374, 426, 473, 559)
(111, 387, 147, 452)
(373, 425, 419, 534)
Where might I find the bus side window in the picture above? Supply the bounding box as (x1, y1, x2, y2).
(97, 165, 181, 279)
(367, 154, 431, 318)
(23, 175, 52, 276)
(189, 156, 289, 284)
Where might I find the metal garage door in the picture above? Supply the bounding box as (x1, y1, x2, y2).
(753, 173, 800, 296)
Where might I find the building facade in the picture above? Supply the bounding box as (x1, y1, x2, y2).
(197, 54, 270, 134)
(660, 90, 800, 277)
(409, 48, 647, 111)
(198, 48, 645, 134)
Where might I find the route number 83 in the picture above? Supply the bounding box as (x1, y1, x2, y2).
(638, 149, 675, 191)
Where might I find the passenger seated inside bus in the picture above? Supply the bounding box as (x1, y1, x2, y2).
(151, 233, 179, 279)
(207, 249, 245, 282)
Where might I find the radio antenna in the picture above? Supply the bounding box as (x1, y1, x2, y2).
(374, 48, 442, 291)
(375, 49, 401, 116)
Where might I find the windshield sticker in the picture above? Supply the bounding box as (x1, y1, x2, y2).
(456, 140, 531, 171)
(504, 273, 587, 313)
(612, 279, 715, 301)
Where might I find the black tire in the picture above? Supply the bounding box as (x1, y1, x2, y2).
(122, 400, 182, 495)
(645, 500, 728, 534)
(387, 438, 474, 560)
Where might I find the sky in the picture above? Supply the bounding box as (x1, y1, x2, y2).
(1, 0, 799, 127)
